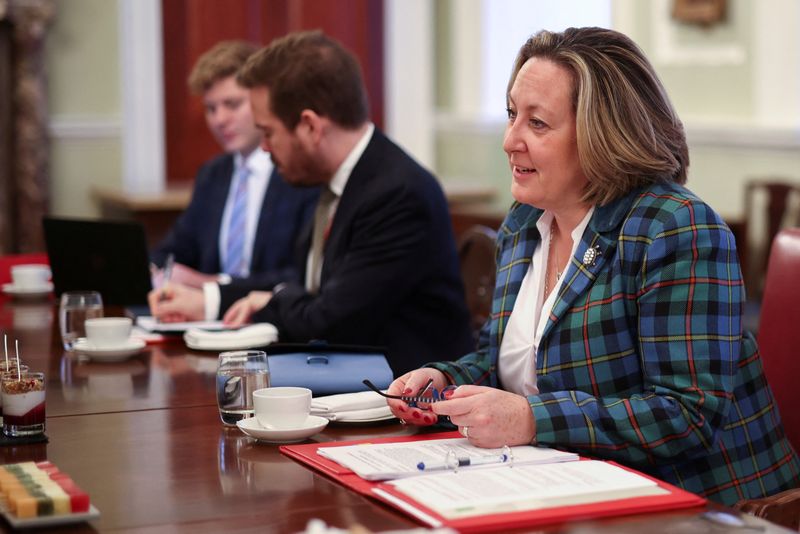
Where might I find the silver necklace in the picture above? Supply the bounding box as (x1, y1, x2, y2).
(545, 223, 562, 297)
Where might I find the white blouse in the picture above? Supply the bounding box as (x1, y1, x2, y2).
(498, 207, 594, 396)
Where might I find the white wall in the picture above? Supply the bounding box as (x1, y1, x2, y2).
(48, 0, 800, 224)
(426, 0, 800, 217)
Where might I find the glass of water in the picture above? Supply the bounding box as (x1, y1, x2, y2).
(216, 350, 270, 426)
(59, 291, 104, 351)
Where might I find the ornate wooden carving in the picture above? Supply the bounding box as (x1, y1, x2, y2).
(0, 0, 55, 253)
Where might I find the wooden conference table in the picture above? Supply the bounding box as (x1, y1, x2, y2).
(0, 297, 790, 533)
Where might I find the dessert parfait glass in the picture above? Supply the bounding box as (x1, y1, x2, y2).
(2, 371, 45, 437)
(0, 362, 28, 422)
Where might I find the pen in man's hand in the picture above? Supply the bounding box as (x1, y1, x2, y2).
(417, 452, 509, 472)
(159, 253, 175, 302)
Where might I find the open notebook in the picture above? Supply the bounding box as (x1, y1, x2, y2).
(281, 431, 707, 532)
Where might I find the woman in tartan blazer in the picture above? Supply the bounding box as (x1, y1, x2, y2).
(387, 27, 799, 505)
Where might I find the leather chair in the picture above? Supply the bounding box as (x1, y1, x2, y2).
(733, 228, 800, 530)
(755, 228, 800, 453)
(457, 225, 497, 342)
(735, 490, 800, 531)
(742, 180, 800, 299)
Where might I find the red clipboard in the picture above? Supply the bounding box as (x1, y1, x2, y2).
(281, 431, 707, 533)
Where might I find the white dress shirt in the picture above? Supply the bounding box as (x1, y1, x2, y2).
(498, 207, 594, 396)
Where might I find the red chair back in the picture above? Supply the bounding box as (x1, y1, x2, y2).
(757, 228, 800, 453)
(0, 253, 50, 286)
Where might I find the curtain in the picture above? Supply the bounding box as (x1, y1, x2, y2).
(0, 0, 54, 254)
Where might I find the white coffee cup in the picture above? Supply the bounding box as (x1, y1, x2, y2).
(253, 387, 311, 430)
(11, 264, 51, 289)
(84, 317, 132, 349)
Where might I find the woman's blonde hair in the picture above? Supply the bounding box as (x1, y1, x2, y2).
(508, 27, 688, 205)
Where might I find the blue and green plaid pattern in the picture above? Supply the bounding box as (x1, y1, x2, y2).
(428, 183, 799, 505)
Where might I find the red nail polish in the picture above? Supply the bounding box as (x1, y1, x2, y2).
(403, 388, 413, 395)
(444, 389, 455, 399)
(424, 415, 434, 424)
(412, 411, 420, 419)
(398, 406, 407, 413)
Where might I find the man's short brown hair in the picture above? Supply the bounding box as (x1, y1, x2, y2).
(237, 30, 369, 130)
(188, 40, 258, 95)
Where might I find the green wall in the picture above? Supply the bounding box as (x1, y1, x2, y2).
(432, 0, 800, 218)
(44, 0, 800, 224)
(46, 0, 122, 218)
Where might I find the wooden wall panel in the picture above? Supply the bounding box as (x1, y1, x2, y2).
(162, 0, 384, 183)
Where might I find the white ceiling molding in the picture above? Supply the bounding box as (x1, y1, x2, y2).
(49, 116, 122, 139)
(685, 122, 800, 150)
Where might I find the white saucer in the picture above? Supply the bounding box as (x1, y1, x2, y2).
(73, 338, 147, 362)
(236, 415, 328, 444)
(2, 282, 53, 298)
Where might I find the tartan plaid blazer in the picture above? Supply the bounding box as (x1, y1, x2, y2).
(429, 182, 799, 505)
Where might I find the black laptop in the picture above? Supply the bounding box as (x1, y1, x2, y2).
(42, 217, 153, 306)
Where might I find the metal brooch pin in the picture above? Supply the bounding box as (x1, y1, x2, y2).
(582, 246, 602, 266)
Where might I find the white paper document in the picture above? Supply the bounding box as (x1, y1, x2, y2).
(317, 437, 578, 481)
(385, 460, 667, 520)
(136, 316, 229, 333)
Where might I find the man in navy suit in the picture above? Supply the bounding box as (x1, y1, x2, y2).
(150, 41, 317, 318)
(152, 32, 473, 374)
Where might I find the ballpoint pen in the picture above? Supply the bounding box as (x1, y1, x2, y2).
(159, 253, 175, 301)
(417, 452, 509, 472)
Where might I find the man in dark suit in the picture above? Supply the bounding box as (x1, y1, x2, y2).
(150, 41, 317, 316)
(153, 31, 473, 375)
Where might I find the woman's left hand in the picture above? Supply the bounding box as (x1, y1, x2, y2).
(431, 386, 536, 448)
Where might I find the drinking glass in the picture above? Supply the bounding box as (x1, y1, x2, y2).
(2, 371, 45, 437)
(59, 291, 103, 350)
(216, 350, 270, 426)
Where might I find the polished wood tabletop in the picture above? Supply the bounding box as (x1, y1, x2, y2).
(0, 297, 791, 533)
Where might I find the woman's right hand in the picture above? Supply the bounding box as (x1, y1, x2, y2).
(386, 368, 449, 426)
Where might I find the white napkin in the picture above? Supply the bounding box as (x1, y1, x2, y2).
(183, 323, 278, 351)
(310, 390, 394, 422)
(321, 406, 394, 422)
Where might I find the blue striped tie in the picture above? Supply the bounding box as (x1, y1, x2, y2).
(223, 165, 250, 276)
